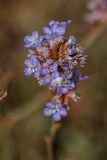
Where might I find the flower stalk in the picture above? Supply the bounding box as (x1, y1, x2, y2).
(45, 121, 61, 160)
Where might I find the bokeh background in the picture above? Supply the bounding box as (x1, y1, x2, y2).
(0, 0, 107, 160)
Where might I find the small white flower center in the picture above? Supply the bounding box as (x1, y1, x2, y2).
(55, 77, 63, 85)
(32, 66, 38, 72)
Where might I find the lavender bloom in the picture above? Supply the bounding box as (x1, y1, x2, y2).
(24, 31, 41, 48)
(86, 0, 107, 24)
(43, 20, 71, 42)
(49, 63, 58, 72)
(24, 57, 41, 78)
(56, 80, 76, 94)
(39, 75, 51, 85)
(44, 102, 68, 121)
(27, 50, 36, 58)
(24, 20, 88, 121)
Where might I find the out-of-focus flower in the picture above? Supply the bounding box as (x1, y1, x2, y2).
(86, 0, 107, 24)
(24, 20, 88, 121)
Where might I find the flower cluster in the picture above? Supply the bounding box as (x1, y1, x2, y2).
(24, 20, 88, 121)
(86, 0, 107, 24)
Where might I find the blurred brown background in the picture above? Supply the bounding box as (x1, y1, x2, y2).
(0, 0, 107, 160)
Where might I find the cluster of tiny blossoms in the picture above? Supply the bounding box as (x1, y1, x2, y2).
(24, 20, 88, 121)
(86, 0, 107, 24)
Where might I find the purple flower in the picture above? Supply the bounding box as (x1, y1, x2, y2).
(41, 62, 58, 76)
(44, 102, 68, 121)
(49, 73, 61, 87)
(49, 63, 58, 72)
(57, 86, 69, 94)
(39, 75, 51, 85)
(24, 57, 41, 78)
(24, 31, 41, 48)
(43, 20, 71, 41)
(41, 66, 49, 75)
(56, 81, 76, 94)
(45, 59, 53, 65)
(66, 72, 73, 79)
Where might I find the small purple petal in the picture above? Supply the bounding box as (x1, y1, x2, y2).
(60, 20, 71, 26)
(49, 20, 56, 26)
(43, 27, 51, 34)
(46, 102, 53, 108)
(51, 22, 58, 30)
(57, 87, 68, 94)
(28, 50, 35, 55)
(39, 35, 47, 41)
(62, 64, 69, 70)
(67, 72, 73, 79)
(68, 81, 76, 89)
(24, 68, 33, 75)
(60, 108, 67, 117)
(53, 72, 60, 78)
(24, 36, 33, 43)
(41, 67, 49, 75)
(54, 101, 62, 108)
(62, 87, 69, 94)
(42, 75, 51, 84)
(24, 59, 33, 67)
(24, 44, 32, 48)
(68, 48, 77, 55)
(50, 63, 58, 72)
(31, 57, 39, 64)
(32, 31, 39, 39)
(34, 71, 40, 78)
(44, 108, 53, 116)
(46, 59, 53, 65)
(24, 31, 40, 48)
(53, 112, 61, 121)
(54, 26, 65, 35)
